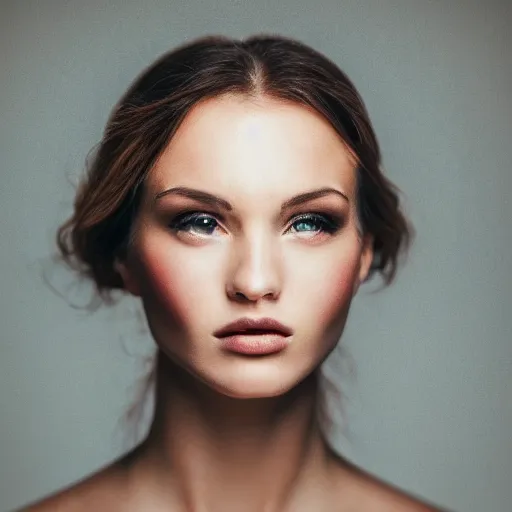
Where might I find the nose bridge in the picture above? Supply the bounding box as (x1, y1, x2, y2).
(228, 226, 282, 301)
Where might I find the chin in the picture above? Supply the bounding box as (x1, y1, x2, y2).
(205, 364, 311, 400)
(216, 385, 292, 400)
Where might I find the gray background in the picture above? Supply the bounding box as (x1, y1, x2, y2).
(1, 1, 511, 511)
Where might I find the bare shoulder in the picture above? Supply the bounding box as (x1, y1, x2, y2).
(331, 456, 452, 512)
(355, 480, 448, 512)
(17, 458, 134, 512)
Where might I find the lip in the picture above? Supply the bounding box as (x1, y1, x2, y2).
(219, 333, 289, 355)
(213, 317, 294, 338)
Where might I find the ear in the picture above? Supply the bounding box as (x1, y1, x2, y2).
(114, 258, 142, 297)
(353, 234, 374, 296)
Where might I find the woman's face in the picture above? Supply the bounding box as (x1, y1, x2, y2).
(118, 94, 373, 398)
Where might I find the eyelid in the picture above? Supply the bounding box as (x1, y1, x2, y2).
(170, 209, 342, 226)
(195, 209, 332, 218)
(168, 209, 345, 239)
(170, 210, 225, 228)
(291, 210, 345, 225)
(169, 209, 226, 227)
(289, 212, 343, 232)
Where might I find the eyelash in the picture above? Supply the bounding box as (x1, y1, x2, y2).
(168, 211, 342, 237)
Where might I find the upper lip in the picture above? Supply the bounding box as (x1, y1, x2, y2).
(214, 317, 293, 338)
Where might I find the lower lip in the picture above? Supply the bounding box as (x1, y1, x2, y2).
(218, 333, 290, 355)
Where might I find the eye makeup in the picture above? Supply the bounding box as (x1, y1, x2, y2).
(166, 209, 345, 239)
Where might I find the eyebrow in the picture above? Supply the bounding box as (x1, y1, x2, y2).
(154, 186, 349, 211)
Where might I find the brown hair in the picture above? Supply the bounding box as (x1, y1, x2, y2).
(56, 34, 413, 308)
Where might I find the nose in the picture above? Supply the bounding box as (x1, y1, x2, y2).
(226, 231, 282, 303)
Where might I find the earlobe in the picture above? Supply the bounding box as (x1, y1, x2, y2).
(353, 234, 374, 296)
(114, 259, 142, 297)
(360, 234, 374, 282)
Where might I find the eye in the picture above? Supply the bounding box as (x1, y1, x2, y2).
(168, 211, 343, 238)
(169, 212, 221, 236)
(288, 213, 341, 236)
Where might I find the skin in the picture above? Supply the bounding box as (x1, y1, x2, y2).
(22, 94, 444, 511)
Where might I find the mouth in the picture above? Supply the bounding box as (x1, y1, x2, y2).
(220, 328, 287, 337)
(214, 317, 293, 356)
(214, 317, 293, 338)
(218, 332, 290, 356)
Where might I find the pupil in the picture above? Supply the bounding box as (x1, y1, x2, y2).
(197, 217, 216, 231)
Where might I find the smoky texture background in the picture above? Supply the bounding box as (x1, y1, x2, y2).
(1, 1, 511, 511)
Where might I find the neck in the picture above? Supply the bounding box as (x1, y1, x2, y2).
(134, 350, 336, 512)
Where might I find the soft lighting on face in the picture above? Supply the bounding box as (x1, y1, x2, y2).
(120, 94, 372, 398)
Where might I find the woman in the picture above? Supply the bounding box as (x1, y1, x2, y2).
(23, 34, 445, 511)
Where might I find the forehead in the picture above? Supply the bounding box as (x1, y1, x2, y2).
(148, 94, 357, 199)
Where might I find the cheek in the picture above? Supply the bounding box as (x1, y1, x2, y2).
(136, 242, 218, 332)
(317, 260, 359, 324)
(293, 245, 361, 329)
